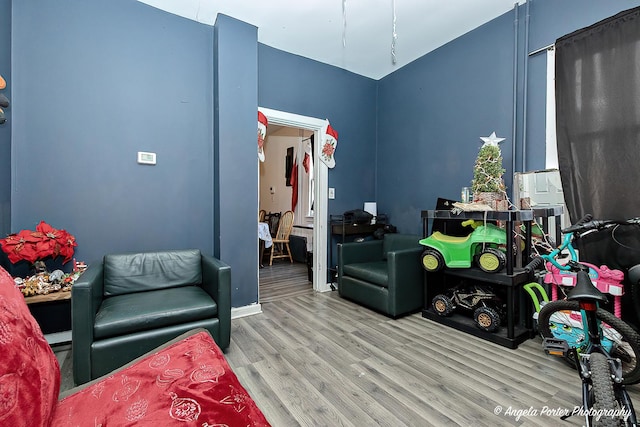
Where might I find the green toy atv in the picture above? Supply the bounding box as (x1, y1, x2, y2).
(419, 219, 507, 273)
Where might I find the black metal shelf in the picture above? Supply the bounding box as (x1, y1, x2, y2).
(420, 206, 563, 349)
(422, 307, 531, 349)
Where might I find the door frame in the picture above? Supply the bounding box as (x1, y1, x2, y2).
(258, 107, 331, 293)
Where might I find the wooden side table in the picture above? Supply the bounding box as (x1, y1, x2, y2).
(24, 291, 71, 305)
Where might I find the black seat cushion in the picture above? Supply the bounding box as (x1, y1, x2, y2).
(93, 286, 216, 339)
(342, 261, 388, 287)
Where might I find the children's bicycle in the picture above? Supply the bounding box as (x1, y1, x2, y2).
(524, 215, 640, 425)
(532, 260, 639, 426)
(525, 215, 640, 385)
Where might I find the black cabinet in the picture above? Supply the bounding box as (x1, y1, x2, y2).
(420, 209, 536, 349)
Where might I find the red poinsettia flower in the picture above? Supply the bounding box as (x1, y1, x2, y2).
(0, 221, 77, 265)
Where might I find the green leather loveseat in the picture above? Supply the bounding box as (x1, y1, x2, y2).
(71, 249, 231, 385)
(338, 233, 424, 318)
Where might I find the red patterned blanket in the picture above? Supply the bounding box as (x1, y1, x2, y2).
(54, 330, 271, 426)
(0, 264, 270, 427)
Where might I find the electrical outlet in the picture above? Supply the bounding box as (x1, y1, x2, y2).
(328, 188, 335, 199)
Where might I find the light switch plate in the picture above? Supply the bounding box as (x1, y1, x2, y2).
(137, 151, 156, 165)
(328, 188, 335, 199)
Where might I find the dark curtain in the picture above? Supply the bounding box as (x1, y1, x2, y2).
(555, 7, 640, 324)
(556, 6, 640, 221)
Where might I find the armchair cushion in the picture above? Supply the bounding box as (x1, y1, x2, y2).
(342, 261, 388, 287)
(103, 249, 202, 296)
(338, 234, 423, 317)
(94, 286, 217, 339)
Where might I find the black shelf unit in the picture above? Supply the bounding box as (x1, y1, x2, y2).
(420, 208, 537, 349)
(422, 267, 532, 349)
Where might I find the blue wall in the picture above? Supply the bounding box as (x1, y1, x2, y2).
(376, 0, 640, 235)
(258, 46, 378, 216)
(11, 0, 214, 265)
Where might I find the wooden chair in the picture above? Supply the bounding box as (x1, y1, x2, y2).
(269, 210, 294, 265)
(258, 209, 266, 222)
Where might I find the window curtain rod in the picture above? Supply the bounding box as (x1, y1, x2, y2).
(528, 43, 554, 57)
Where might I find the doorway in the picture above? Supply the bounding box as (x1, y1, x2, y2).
(258, 108, 330, 298)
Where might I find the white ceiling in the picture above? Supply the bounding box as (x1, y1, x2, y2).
(137, 0, 525, 80)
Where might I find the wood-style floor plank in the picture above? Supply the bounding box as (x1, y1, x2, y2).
(251, 263, 640, 426)
(259, 262, 312, 303)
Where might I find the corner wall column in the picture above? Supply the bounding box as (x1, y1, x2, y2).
(213, 14, 259, 307)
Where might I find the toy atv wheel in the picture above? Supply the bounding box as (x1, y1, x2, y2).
(421, 249, 444, 272)
(432, 294, 454, 316)
(474, 306, 501, 332)
(477, 248, 506, 273)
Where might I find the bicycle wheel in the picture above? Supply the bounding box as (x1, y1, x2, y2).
(589, 352, 619, 427)
(538, 300, 640, 385)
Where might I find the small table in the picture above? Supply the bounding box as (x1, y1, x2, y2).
(258, 222, 272, 268)
(24, 291, 71, 305)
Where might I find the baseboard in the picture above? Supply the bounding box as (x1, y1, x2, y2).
(45, 330, 72, 345)
(231, 303, 262, 319)
(316, 282, 333, 293)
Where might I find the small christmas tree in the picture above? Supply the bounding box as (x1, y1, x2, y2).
(472, 132, 506, 195)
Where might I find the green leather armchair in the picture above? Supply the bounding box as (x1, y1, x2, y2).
(338, 234, 424, 317)
(71, 249, 231, 385)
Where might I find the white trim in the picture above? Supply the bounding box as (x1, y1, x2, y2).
(258, 107, 331, 293)
(232, 303, 262, 319)
(545, 48, 558, 169)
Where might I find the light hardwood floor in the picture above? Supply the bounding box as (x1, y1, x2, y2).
(240, 262, 640, 426)
(259, 261, 313, 303)
(56, 263, 640, 426)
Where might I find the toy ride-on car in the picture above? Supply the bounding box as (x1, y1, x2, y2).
(431, 283, 505, 332)
(419, 219, 507, 273)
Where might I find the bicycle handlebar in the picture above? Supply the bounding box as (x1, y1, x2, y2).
(561, 214, 593, 234)
(523, 256, 545, 273)
(561, 215, 640, 235)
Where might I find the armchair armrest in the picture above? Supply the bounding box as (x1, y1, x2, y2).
(386, 247, 424, 315)
(71, 262, 104, 385)
(201, 254, 231, 349)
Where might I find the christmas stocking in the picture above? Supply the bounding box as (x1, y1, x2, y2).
(320, 120, 338, 168)
(257, 111, 268, 162)
(303, 139, 313, 177)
